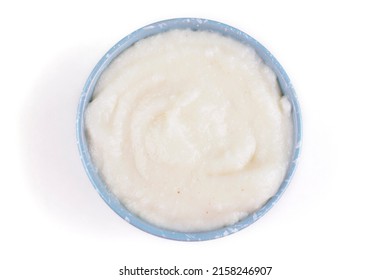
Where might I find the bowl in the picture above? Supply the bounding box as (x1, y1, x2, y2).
(76, 18, 302, 241)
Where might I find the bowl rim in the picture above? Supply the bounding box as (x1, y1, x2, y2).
(76, 17, 302, 241)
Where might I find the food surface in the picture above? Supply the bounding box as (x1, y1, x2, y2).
(85, 29, 293, 232)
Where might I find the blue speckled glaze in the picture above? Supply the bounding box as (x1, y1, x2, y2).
(76, 18, 302, 241)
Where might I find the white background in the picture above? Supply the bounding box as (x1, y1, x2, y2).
(1, 0, 389, 279)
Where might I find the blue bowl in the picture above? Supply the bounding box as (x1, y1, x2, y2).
(76, 18, 302, 241)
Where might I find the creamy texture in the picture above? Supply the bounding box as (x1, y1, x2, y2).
(85, 29, 293, 232)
